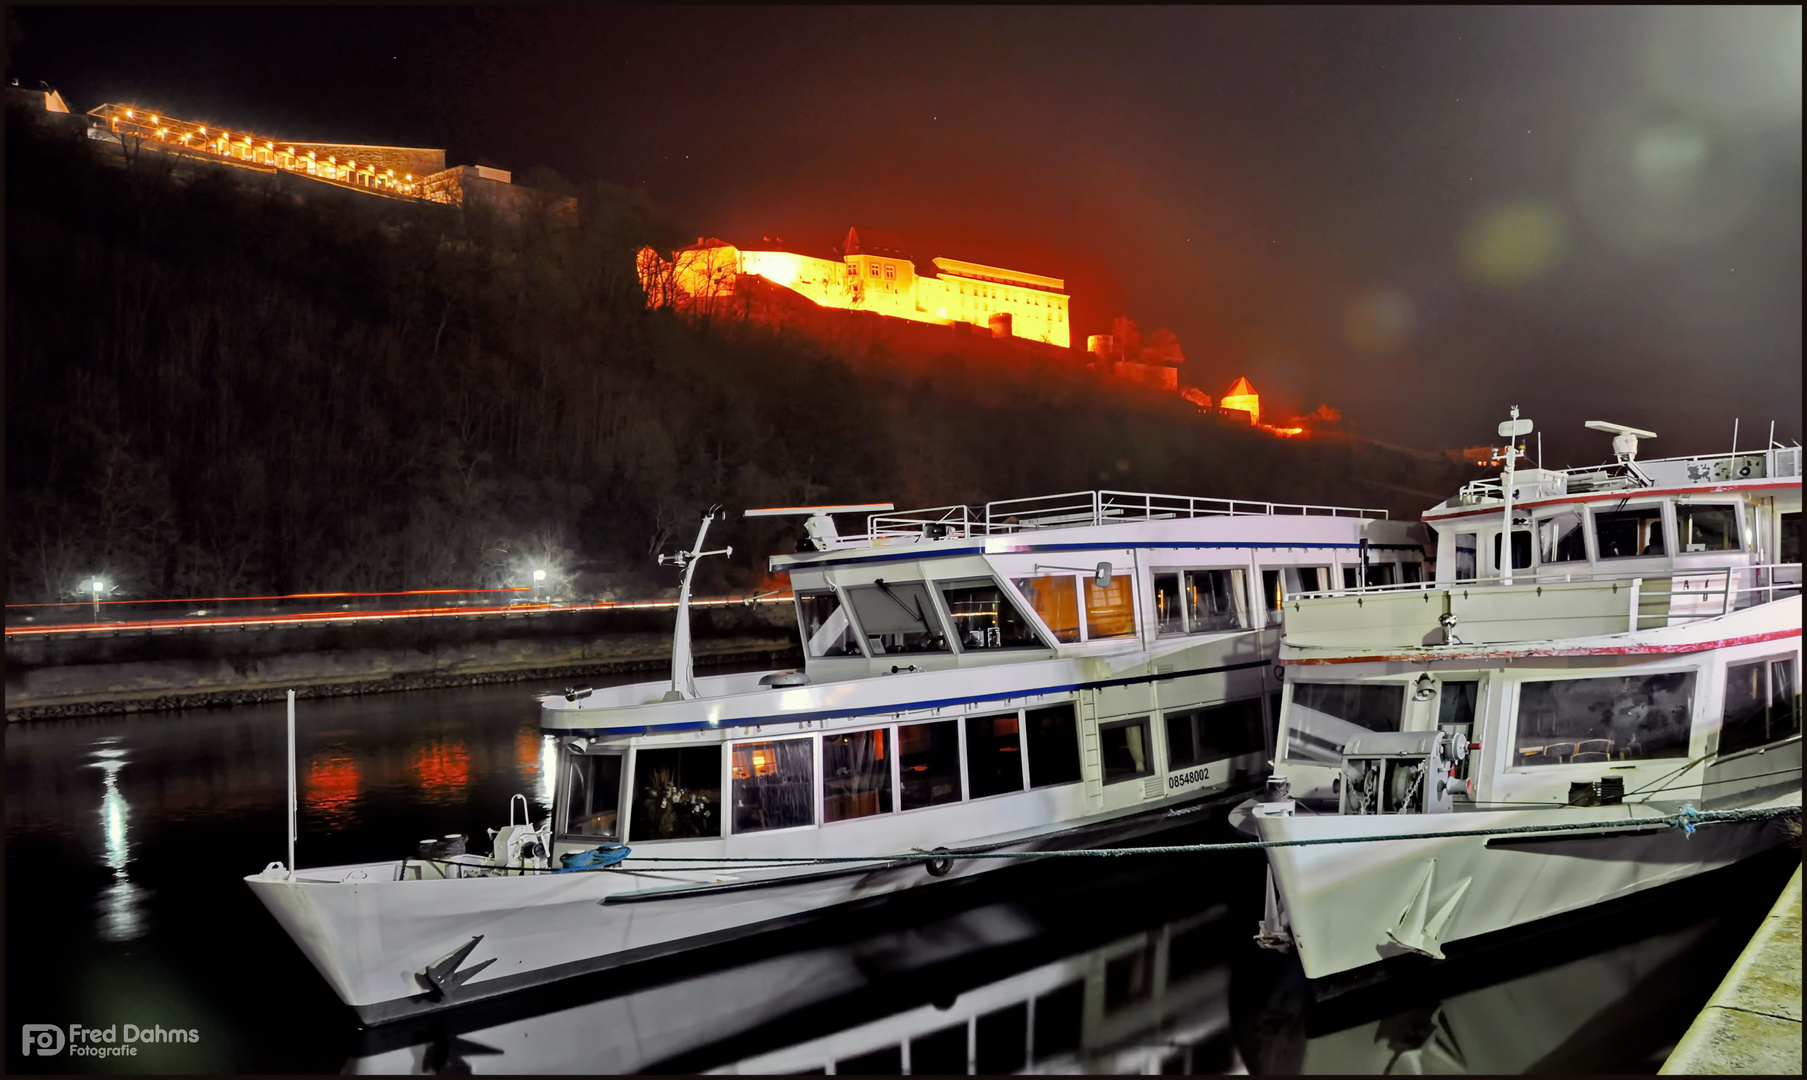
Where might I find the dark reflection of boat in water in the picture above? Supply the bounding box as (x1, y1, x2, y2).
(342, 846, 1788, 1075)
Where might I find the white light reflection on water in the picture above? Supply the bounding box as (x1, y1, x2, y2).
(88, 740, 148, 941)
(538, 734, 559, 816)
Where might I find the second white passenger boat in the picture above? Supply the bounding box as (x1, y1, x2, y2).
(1244, 416, 1801, 986)
(248, 489, 1424, 1023)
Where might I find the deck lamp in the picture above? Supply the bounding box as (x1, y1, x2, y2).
(1413, 673, 1436, 702)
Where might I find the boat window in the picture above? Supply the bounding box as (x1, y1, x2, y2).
(1400, 560, 1424, 584)
(822, 727, 893, 822)
(562, 752, 623, 839)
(1187, 568, 1252, 631)
(730, 738, 815, 832)
(844, 580, 950, 654)
(1677, 504, 1741, 553)
(899, 720, 962, 809)
(1538, 511, 1588, 564)
(938, 578, 1044, 650)
(628, 747, 721, 841)
(1025, 702, 1082, 787)
(1512, 672, 1695, 766)
(1782, 512, 1801, 563)
(1437, 680, 1479, 734)
(1011, 574, 1081, 643)
(1492, 530, 1532, 571)
(1343, 562, 1399, 588)
(1153, 572, 1184, 635)
(1260, 568, 1330, 624)
(909, 1025, 969, 1075)
(1032, 981, 1084, 1058)
(1100, 717, 1153, 783)
(1105, 937, 1157, 1012)
(1721, 658, 1801, 756)
(1454, 532, 1478, 580)
(1596, 505, 1666, 559)
(1167, 698, 1266, 768)
(1284, 683, 1406, 764)
(974, 1002, 1028, 1074)
(965, 713, 1025, 797)
(1085, 575, 1138, 639)
(797, 591, 862, 658)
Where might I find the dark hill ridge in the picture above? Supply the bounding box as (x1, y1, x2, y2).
(5, 109, 1469, 605)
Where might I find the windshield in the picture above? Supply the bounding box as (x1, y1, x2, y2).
(1283, 682, 1405, 764)
(844, 580, 950, 654)
(797, 591, 862, 657)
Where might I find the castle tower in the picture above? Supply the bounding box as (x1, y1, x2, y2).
(1221, 377, 1260, 425)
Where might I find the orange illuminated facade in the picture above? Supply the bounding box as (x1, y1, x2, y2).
(639, 227, 1072, 348)
(1220, 376, 1261, 425)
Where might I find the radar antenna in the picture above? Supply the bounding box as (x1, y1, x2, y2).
(1584, 421, 1656, 486)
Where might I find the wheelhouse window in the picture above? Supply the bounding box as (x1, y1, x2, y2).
(1513, 672, 1695, 766)
(1677, 504, 1741, 553)
(1493, 530, 1532, 571)
(1596, 506, 1666, 559)
(1166, 698, 1265, 768)
(730, 738, 815, 832)
(1260, 567, 1328, 626)
(823, 727, 893, 822)
(965, 713, 1025, 797)
(561, 752, 623, 838)
(1100, 717, 1153, 783)
(1721, 658, 1800, 756)
(1085, 575, 1138, 640)
(845, 580, 950, 654)
(1284, 682, 1406, 764)
(1539, 511, 1588, 564)
(629, 746, 721, 840)
(1455, 533, 1478, 580)
(1025, 702, 1082, 787)
(899, 720, 962, 809)
(1012, 574, 1080, 643)
(938, 579, 1045, 651)
(1156, 568, 1253, 635)
(798, 590, 862, 658)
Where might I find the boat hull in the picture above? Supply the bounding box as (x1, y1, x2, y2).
(1254, 787, 1797, 981)
(248, 787, 1242, 1025)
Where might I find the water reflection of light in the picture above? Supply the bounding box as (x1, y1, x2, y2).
(412, 741, 471, 803)
(538, 735, 559, 815)
(88, 747, 147, 942)
(306, 754, 362, 826)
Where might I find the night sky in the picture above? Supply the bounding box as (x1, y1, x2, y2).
(10, 6, 1801, 464)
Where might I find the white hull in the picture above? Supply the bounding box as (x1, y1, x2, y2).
(1254, 785, 1797, 980)
(247, 790, 1231, 1024)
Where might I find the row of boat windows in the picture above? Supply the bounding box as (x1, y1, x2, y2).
(1283, 659, 1800, 769)
(559, 697, 1269, 842)
(800, 562, 1422, 658)
(1455, 502, 1770, 574)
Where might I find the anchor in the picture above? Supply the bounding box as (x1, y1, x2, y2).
(413, 935, 497, 999)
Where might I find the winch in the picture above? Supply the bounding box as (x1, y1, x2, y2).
(1338, 729, 1469, 815)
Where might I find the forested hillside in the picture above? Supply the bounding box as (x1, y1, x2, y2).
(6, 111, 1467, 604)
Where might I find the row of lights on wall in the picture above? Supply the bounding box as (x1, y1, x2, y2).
(113, 107, 420, 192)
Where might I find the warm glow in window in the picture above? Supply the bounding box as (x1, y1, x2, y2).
(1085, 576, 1137, 639)
(1011, 575, 1080, 644)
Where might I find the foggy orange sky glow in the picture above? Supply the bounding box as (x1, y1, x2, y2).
(14, 6, 1799, 462)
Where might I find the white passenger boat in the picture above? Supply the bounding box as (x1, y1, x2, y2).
(1245, 416, 1802, 985)
(248, 489, 1424, 1024)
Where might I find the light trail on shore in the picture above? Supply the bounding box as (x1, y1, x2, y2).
(2, 595, 796, 637)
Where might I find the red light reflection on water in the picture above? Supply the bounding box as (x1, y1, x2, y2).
(413, 741, 471, 802)
(515, 729, 542, 780)
(306, 755, 361, 824)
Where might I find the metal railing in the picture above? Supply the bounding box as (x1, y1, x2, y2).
(865, 489, 1388, 545)
(1457, 444, 1802, 505)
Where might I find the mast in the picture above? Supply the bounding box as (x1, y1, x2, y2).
(658, 507, 732, 701)
(1497, 406, 1532, 586)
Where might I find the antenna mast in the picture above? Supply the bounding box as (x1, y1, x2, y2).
(657, 507, 732, 701)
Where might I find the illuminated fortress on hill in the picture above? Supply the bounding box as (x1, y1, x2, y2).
(638, 227, 1073, 349)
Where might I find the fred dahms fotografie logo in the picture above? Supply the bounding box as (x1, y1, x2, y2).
(22, 1023, 201, 1057)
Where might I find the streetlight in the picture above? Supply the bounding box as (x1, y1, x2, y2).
(91, 579, 104, 622)
(533, 569, 547, 602)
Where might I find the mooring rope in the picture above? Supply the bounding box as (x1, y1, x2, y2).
(441, 803, 1799, 876)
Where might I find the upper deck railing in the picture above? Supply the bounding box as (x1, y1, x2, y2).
(864, 489, 1387, 546)
(1454, 444, 1803, 507)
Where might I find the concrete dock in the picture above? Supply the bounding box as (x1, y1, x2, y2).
(1660, 863, 1802, 1075)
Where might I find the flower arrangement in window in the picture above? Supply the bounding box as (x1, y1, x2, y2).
(640, 767, 714, 839)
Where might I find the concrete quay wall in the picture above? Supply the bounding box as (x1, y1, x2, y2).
(5, 608, 799, 721)
(1660, 864, 1802, 1075)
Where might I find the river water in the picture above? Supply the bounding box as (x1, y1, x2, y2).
(5, 679, 1795, 1074)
